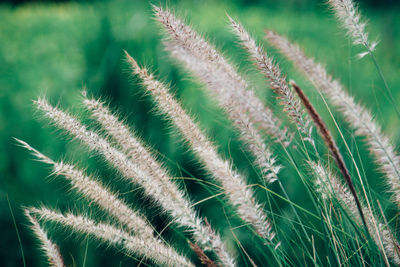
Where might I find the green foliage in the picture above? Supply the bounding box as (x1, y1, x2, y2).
(1, 0, 399, 266)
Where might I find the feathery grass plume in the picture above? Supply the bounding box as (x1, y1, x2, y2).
(327, 0, 377, 58)
(290, 81, 367, 229)
(25, 210, 65, 267)
(153, 6, 291, 147)
(265, 31, 400, 208)
(34, 98, 177, 210)
(165, 41, 280, 185)
(83, 96, 236, 267)
(228, 16, 314, 148)
(125, 52, 277, 242)
(310, 162, 400, 265)
(35, 96, 235, 266)
(29, 207, 194, 267)
(327, 0, 399, 118)
(16, 138, 154, 239)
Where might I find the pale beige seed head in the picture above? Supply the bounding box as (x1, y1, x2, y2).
(25, 210, 65, 267)
(126, 51, 277, 242)
(30, 98, 235, 266)
(228, 16, 312, 145)
(327, 0, 377, 57)
(83, 96, 236, 267)
(265, 31, 400, 209)
(153, 6, 291, 147)
(310, 161, 400, 264)
(35, 98, 192, 220)
(30, 207, 194, 267)
(164, 42, 281, 184)
(16, 138, 154, 239)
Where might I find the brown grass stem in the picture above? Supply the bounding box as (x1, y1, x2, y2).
(290, 81, 367, 230)
(189, 242, 219, 267)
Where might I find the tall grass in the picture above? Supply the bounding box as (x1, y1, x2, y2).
(17, 2, 400, 266)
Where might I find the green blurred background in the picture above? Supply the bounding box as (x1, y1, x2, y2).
(1, 0, 399, 266)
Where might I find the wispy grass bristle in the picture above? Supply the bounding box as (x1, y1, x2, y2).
(29, 207, 194, 267)
(16, 138, 154, 238)
(265, 30, 400, 208)
(327, 0, 377, 58)
(310, 162, 400, 265)
(157, 13, 282, 184)
(154, 6, 291, 148)
(83, 95, 235, 267)
(125, 51, 277, 242)
(290, 82, 367, 228)
(16, 3, 400, 267)
(25, 210, 65, 267)
(228, 16, 313, 146)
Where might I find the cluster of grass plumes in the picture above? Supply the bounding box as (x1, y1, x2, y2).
(19, 2, 400, 267)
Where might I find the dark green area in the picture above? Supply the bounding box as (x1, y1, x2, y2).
(1, 0, 399, 266)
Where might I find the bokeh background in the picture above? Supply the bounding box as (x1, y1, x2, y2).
(1, 0, 399, 266)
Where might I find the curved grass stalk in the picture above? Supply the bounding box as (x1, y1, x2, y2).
(83, 96, 235, 267)
(126, 51, 278, 243)
(25, 211, 65, 267)
(29, 207, 194, 267)
(265, 31, 400, 208)
(311, 162, 399, 265)
(153, 6, 291, 148)
(327, 0, 400, 118)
